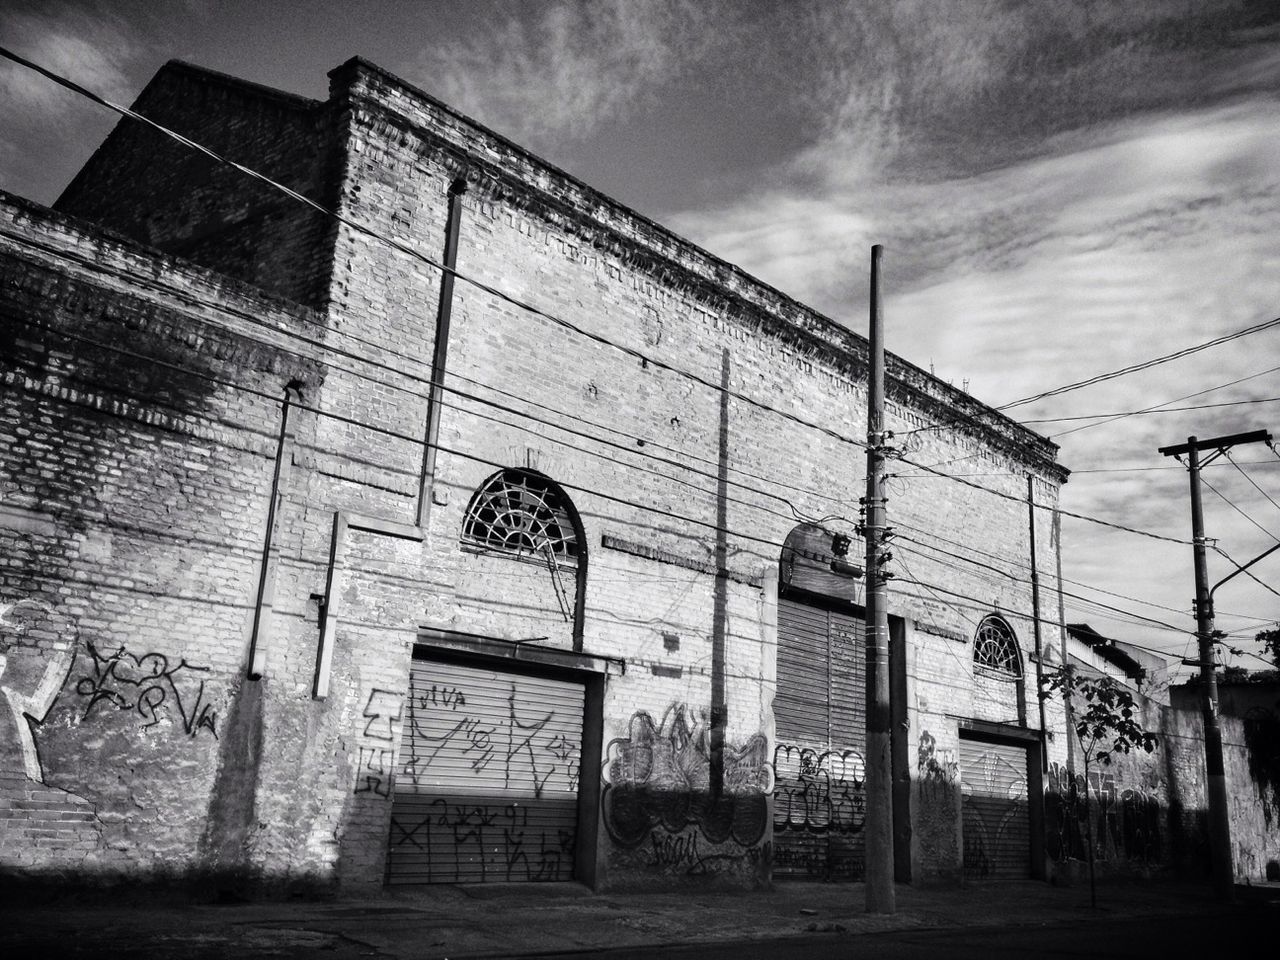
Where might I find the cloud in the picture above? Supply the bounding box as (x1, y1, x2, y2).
(0, 6, 148, 204)
(410, 0, 727, 144)
(796, 0, 1280, 182)
(0, 9, 139, 109)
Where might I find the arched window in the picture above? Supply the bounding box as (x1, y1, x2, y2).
(973, 615, 1021, 678)
(461, 469, 580, 562)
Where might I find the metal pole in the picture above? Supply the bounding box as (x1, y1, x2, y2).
(417, 176, 468, 526)
(1186, 438, 1234, 902)
(1028, 477, 1047, 768)
(864, 244, 895, 913)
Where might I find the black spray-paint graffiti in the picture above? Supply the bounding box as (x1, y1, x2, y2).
(915, 731, 960, 872)
(397, 682, 579, 796)
(390, 799, 575, 882)
(961, 748, 1029, 880)
(771, 742, 866, 881)
(1044, 761, 1162, 865)
(387, 670, 582, 882)
(601, 705, 771, 855)
(74, 642, 217, 737)
(362, 688, 403, 742)
(355, 746, 395, 797)
(918, 731, 958, 797)
(772, 743, 866, 834)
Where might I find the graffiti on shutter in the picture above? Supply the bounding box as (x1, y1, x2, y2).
(773, 597, 867, 881)
(387, 659, 584, 884)
(960, 738, 1030, 881)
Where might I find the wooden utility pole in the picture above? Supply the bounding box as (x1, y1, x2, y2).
(1158, 428, 1272, 902)
(864, 244, 895, 913)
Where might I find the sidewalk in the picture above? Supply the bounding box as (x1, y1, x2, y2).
(5, 877, 1279, 959)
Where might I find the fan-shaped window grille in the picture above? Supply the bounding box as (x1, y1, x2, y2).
(462, 469, 579, 562)
(974, 615, 1021, 678)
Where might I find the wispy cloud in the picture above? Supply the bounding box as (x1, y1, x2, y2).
(411, 0, 727, 143)
(0, 6, 147, 203)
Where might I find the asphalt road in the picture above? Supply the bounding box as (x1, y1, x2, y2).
(505, 910, 1275, 960)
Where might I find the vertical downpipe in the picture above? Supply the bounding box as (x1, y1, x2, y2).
(417, 176, 468, 527)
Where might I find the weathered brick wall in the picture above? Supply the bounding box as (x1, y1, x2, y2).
(1, 195, 324, 886)
(53, 63, 337, 308)
(2, 53, 1076, 894)
(319, 60, 1067, 888)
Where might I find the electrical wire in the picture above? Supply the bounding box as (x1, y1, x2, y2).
(893, 452, 1192, 545)
(1023, 362, 1280, 438)
(997, 315, 1280, 411)
(5, 44, 1252, 645)
(4, 49, 1203, 563)
(1201, 475, 1279, 542)
(1018, 394, 1280, 425)
(1225, 450, 1280, 518)
(0, 45, 876, 460)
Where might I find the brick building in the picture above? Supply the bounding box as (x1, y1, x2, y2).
(3, 57, 1089, 893)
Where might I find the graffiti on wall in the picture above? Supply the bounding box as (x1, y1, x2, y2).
(73, 642, 218, 737)
(961, 747, 1029, 880)
(390, 799, 576, 882)
(0, 600, 77, 781)
(1242, 705, 1280, 829)
(772, 743, 865, 835)
(915, 731, 959, 871)
(397, 682, 580, 797)
(387, 669, 582, 883)
(771, 741, 866, 881)
(601, 705, 770, 860)
(1043, 761, 1162, 865)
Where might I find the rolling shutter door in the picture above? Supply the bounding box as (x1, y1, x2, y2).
(773, 597, 866, 881)
(960, 738, 1030, 881)
(387, 658, 584, 884)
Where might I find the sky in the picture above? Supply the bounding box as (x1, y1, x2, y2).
(2, 0, 1279, 678)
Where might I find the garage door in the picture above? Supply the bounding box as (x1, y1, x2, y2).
(773, 597, 866, 881)
(960, 738, 1029, 881)
(387, 658, 584, 884)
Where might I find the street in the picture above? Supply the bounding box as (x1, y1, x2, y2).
(505, 909, 1277, 960)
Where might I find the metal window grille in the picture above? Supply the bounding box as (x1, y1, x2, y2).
(462, 470, 579, 562)
(973, 615, 1021, 678)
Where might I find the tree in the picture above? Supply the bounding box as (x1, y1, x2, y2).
(1258, 626, 1280, 671)
(1041, 664, 1159, 908)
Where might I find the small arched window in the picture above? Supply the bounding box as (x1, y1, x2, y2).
(461, 469, 580, 562)
(973, 615, 1021, 678)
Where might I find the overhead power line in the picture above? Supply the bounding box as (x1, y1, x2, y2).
(1225, 451, 1280, 518)
(1019, 395, 1280, 425)
(997, 314, 1280, 411)
(3, 46, 1216, 585)
(1031, 362, 1280, 439)
(894, 453, 1192, 545)
(0, 44, 873, 457)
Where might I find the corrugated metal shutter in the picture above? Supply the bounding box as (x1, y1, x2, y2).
(773, 597, 866, 881)
(960, 738, 1030, 881)
(387, 658, 584, 884)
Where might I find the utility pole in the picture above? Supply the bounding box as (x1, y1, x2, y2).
(864, 244, 895, 913)
(1158, 428, 1272, 902)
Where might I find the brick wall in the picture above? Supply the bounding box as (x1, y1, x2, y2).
(0, 54, 1087, 893)
(53, 62, 338, 308)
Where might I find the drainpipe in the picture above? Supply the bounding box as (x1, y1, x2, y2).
(417, 175, 468, 527)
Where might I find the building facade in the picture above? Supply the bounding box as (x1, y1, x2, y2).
(2, 57, 1153, 894)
